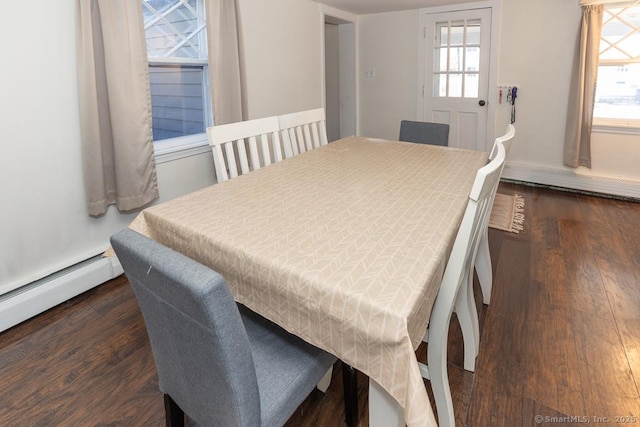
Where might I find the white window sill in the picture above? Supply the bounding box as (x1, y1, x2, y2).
(592, 121, 640, 136)
(153, 133, 211, 164)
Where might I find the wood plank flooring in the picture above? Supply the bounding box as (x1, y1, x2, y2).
(1, 183, 639, 426)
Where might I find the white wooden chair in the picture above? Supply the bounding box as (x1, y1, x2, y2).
(457, 125, 516, 377)
(419, 140, 507, 427)
(474, 124, 516, 305)
(206, 116, 282, 183)
(277, 108, 328, 158)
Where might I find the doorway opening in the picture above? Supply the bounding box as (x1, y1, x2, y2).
(324, 14, 356, 141)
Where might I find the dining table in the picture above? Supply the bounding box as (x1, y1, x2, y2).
(125, 135, 488, 426)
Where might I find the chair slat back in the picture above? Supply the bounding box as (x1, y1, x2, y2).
(278, 108, 328, 158)
(206, 116, 281, 183)
(468, 141, 507, 259)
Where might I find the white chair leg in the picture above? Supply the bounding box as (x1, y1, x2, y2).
(454, 269, 479, 372)
(427, 309, 455, 427)
(475, 229, 492, 304)
(316, 365, 333, 393)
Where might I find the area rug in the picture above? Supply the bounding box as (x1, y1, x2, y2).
(488, 193, 525, 233)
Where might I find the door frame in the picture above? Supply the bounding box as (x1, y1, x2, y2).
(417, 0, 501, 152)
(320, 5, 359, 138)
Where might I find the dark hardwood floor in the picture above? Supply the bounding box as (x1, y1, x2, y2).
(1, 183, 639, 426)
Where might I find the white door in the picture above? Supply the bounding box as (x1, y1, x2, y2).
(422, 8, 492, 151)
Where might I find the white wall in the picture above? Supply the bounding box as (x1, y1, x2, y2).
(494, 0, 640, 186)
(239, 0, 324, 119)
(0, 0, 145, 295)
(357, 0, 640, 189)
(591, 131, 640, 181)
(358, 10, 419, 140)
(6, 0, 635, 300)
(0, 0, 326, 296)
(495, 0, 579, 168)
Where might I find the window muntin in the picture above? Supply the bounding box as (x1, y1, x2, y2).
(142, 0, 212, 143)
(594, 2, 640, 126)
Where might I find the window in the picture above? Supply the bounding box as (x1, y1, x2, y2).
(594, 2, 640, 127)
(142, 0, 212, 150)
(433, 19, 482, 98)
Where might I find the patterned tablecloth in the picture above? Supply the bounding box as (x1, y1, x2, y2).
(128, 136, 488, 426)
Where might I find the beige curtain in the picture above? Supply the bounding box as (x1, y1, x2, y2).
(206, 0, 247, 125)
(77, 0, 159, 217)
(563, 4, 604, 169)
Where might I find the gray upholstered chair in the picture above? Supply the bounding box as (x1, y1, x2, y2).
(110, 229, 337, 427)
(399, 120, 449, 146)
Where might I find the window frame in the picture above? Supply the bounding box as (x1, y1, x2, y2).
(592, 1, 640, 131)
(142, 0, 213, 160)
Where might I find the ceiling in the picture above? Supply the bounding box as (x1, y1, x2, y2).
(311, 0, 486, 15)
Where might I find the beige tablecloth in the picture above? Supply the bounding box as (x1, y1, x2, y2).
(128, 136, 488, 426)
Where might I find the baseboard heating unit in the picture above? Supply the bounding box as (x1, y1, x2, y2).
(503, 162, 640, 201)
(0, 255, 123, 333)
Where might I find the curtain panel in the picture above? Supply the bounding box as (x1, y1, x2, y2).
(563, 4, 604, 169)
(206, 0, 247, 125)
(76, 0, 159, 217)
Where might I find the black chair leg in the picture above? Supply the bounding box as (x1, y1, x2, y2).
(164, 394, 185, 427)
(342, 363, 359, 427)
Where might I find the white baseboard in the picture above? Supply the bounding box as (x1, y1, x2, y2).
(503, 162, 640, 200)
(0, 256, 123, 333)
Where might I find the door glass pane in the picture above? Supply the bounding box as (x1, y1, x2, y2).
(466, 47, 480, 71)
(449, 73, 463, 97)
(449, 47, 464, 72)
(464, 73, 479, 98)
(435, 48, 448, 72)
(438, 24, 449, 46)
(434, 74, 447, 97)
(466, 21, 481, 45)
(449, 22, 465, 46)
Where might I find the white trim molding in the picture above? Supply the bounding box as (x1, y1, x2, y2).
(503, 161, 640, 199)
(154, 133, 211, 164)
(320, 4, 360, 136)
(592, 123, 640, 136)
